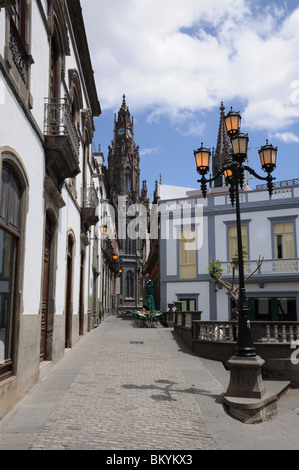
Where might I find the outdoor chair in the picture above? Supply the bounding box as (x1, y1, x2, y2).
(133, 310, 147, 327)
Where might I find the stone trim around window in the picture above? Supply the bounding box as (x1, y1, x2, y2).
(3, 0, 33, 109)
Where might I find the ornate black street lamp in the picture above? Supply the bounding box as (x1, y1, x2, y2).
(194, 108, 277, 358)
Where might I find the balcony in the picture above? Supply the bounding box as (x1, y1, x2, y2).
(44, 97, 80, 187)
(102, 239, 119, 272)
(221, 258, 299, 278)
(81, 184, 99, 231)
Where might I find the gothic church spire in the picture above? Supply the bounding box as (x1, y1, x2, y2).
(212, 102, 232, 177)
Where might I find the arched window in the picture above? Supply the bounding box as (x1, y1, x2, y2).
(125, 169, 131, 191)
(126, 271, 134, 298)
(114, 173, 120, 193)
(49, 0, 70, 100)
(0, 163, 22, 379)
(69, 69, 83, 132)
(126, 235, 136, 255)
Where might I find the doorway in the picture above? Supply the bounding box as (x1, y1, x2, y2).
(79, 251, 85, 336)
(65, 235, 74, 348)
(40, 215, 53, 361)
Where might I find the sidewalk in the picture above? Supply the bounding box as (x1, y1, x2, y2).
(0, 314, 299, 450)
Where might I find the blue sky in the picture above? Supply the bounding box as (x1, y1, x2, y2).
(81, 0, 299, 198)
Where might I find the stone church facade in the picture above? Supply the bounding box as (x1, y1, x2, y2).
(107, 96, 149, 312)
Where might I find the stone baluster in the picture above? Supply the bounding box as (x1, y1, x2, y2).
(282, 325, 287, 342)
(274, 325, 279, 343)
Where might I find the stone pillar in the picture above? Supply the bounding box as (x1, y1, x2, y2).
(225, 356, 266, 399)
(224, 355, 278, 423)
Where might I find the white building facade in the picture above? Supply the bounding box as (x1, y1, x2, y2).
(0, 0, 101, 418)
(159, 180, 299, 322)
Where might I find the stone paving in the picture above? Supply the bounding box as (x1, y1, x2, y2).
(1, 314, 299, 451)
(30, 317, 216, 450)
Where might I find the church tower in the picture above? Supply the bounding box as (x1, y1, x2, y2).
(107, 95, 148, 312)
(108, 95, 141, 206)
(212, 102, 232, 187)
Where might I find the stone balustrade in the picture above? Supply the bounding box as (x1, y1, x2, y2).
(192, 320, 299, 343)
(174, 319, 299, 384)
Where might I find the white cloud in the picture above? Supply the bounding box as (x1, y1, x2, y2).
(81, 0, 299, 134)
(139, 146, 162, 157)
(271, 131, 299, 143)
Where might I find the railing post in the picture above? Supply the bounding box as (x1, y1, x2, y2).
(266, 325, 271, 342)
(274, 325, 278, 342)
(282, 325, 287, 342)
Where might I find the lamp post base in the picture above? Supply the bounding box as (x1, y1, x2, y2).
(224, 356, 278, 423)
(225, 355, 266, 399)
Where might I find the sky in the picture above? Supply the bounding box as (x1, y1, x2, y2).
(80, 0, 299, 198)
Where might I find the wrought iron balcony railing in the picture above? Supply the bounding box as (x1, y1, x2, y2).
(9, 19, 30, 84)
(81, 184, 99, 209)
(44, 97, 80, 161)
(81, 184, 99, 231)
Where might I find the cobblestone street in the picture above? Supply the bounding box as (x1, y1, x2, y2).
(1, 315, 299, 452)
(30, 316, 217, 450)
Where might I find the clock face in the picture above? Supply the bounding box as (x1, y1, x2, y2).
(117, 127, 125, 136)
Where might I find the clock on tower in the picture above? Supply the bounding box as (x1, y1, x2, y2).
(108, 95, 140, 205)
(117, 127, 125, 136)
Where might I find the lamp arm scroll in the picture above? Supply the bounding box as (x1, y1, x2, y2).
(243, 166, 276, 196)
(197, 168, 225, 197)
(197, 168, 224, 184)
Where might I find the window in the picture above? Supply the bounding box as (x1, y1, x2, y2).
(252, 298, 272, 321)
(228, 225, 248, 261)
(126, 271, 134, 298)
(0, 164, 22, 379)
(125, 170, 131, 191)
(50, 36, 60, 100)
(248, 297, 297, 321)
(126, 234, 136, 255)
(7, 0, 32, 89)
(273, 222, 295, 259)
(277, 298, 296, 321)
(114, 174, 120, 193)
(180, 299, 197, 311)
(11, 0, 26, 42)
(48, 0, 70, 101)
(69, 69, 83, 134)
(179, 230, 196, 279)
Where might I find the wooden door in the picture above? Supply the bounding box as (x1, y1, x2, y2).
(79, 251, 84, 336)
(65, 236, 73, 348)
(40, 216, 53, 361)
